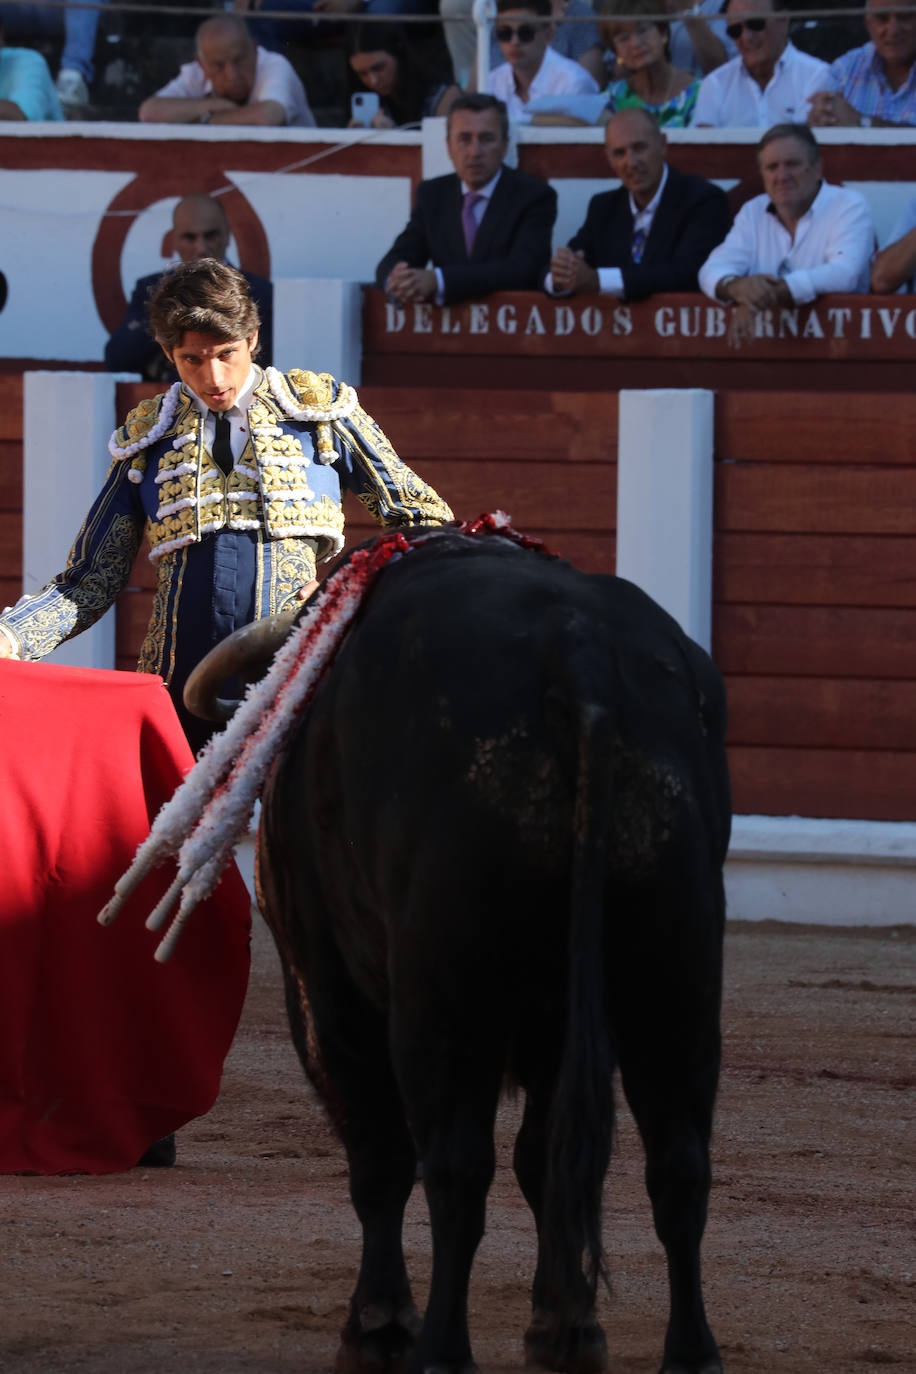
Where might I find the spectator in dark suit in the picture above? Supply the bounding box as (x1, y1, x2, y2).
(105, 193, 273, 381)
(545, 106, 730, 298)
(375, 92, 557, 306)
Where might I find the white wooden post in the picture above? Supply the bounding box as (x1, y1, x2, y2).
(616, 388, 714, 649)
(273, 278, 362, 383)
(22, 371, 128, 669)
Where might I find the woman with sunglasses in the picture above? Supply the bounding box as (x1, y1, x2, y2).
(347, 22, 461, 129)
(598, 0, 700, 127)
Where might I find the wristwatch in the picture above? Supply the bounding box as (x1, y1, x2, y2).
(199, 109, 212, 125)
(859, 114, 873, 128)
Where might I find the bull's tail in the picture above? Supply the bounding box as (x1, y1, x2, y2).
(541, 697, 615, 1325)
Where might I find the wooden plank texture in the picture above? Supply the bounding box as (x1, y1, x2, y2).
(715, 392, 916, 466)
(0, 578, 20, 608)
(358, 388, 619, 464)
(0, 376, 22, 441)
(0, 513, 21, 581)
(714, 533, 916, 608)
(725, 675, 916, 751)
(0, 441, 22, 508)
(387, 459, 616, 533)
(728, 746, 916, 822)
(715, 464, 916, 535)
(713, 605, 916, 678)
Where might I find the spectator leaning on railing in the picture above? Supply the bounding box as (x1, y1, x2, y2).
(692, 0, 830, 127)
(375, 92, 557, 305)
(698, 122, 875, 348)
(544, 107, 731, 296)
(138, 13, 316, 127)
(808, 0, 916, 128)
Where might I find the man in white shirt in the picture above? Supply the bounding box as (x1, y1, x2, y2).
(693, 0, 830, 127)
(698, 122, 874, 347)
(138, 13, 316, 127)
(489, 0, 598, 124)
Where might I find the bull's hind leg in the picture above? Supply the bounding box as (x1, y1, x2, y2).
(278, 956, 421, 1374)
(612, 896, 724, 1374)
(389, 998, 506, 1374)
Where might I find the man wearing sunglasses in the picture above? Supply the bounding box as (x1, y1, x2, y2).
(489, 0, 599, 124)
(693, 0, 830, 127)
(808, 0, 916, 127)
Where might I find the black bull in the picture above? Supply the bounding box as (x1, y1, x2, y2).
(252, 528, 732, 1374)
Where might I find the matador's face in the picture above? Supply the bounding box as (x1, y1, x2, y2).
(163, 330, 259, 411)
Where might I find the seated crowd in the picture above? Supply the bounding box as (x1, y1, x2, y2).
(1, 0, 915, 129)
(3, 1, 909, 364)
(104, 92, 912, 382)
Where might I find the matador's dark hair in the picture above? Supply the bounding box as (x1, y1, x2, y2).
(147, 258, 261, 355)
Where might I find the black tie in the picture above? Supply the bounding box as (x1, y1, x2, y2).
(210, 410, 233, 476)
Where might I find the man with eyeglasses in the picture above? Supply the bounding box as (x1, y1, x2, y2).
(692, 0, 830, 127)
(489, 0, 599, 123)
(545, 107, 731, 298)
(698, 122, 874, 347)
(808, 0, 916, 127)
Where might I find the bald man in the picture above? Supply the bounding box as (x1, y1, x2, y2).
(138, 13, 315, 127)
(546, 108, 731, 300)
(104, 193, 273, 380)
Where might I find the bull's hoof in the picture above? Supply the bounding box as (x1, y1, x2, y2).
(336, 1303, 422, 1374)
(524, 1315, 608, 1374)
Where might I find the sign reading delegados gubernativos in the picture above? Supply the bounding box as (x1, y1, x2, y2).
(382, 298, 916, 347)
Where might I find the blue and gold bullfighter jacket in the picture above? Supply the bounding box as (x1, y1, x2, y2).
(0, 367, 452, 740)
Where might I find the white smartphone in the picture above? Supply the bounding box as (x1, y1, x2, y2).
(351, 91, 380, 127)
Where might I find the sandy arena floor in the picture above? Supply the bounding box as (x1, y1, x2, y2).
(1, 915, 912, 1374)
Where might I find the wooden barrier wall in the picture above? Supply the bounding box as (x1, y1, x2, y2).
(714, 392, 916, 822)
(5, 362, 912, 824)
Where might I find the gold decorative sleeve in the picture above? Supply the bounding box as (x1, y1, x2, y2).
(334, 403, 453, 529)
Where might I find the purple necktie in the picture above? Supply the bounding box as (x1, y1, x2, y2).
(462, 191, 484, 256)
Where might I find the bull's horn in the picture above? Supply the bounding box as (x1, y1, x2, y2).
(183, 604, 304, 723)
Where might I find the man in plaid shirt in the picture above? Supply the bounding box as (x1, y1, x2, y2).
(808, 0, 916, 127)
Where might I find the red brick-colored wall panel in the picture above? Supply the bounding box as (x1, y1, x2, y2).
(713, 604, 916, 680)
(725, 675, 916, 752)
(714, 532, 916, 609)
(714, 391, 916, 466)
(728, 746, 916, 823)
(357, 387, 619, 465)
(0, 512, 22, 587)
(715, 464, 916, 536)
